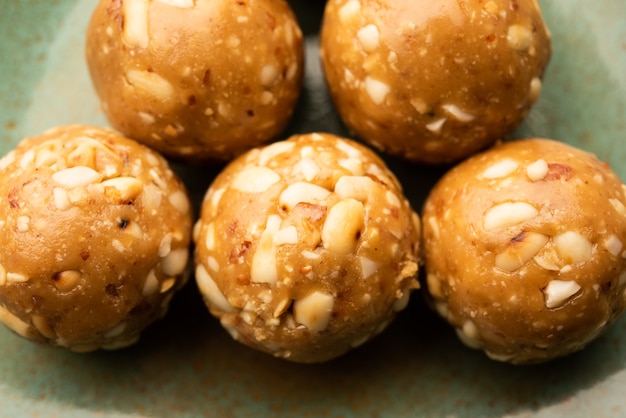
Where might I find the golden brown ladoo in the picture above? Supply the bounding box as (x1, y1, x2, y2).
(86, 0, 304, 161)
(320, 0, 552, 164)
(193, 133, 421, 362)
(422, 139, 626, 364)
(0, 125, 193, 352)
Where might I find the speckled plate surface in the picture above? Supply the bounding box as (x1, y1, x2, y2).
(0, 1, 625, 417)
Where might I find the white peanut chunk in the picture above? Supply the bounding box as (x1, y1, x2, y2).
(335, 139, 362, 159)
(126, 70, 175, 102)
(32, 314, 56, 339)
(364, 77, 390, 105)
(359, 256, 378, 278)
(204, 223, 216, 250)
(293, 291, 334, 331)
(610, 198, 626, 216)
(322, 199, 365, 254)
(169, 190, 190, 214)
(357, 24, 379, 53)
(160, 278, 176, 293)
(7, 272, 29, 284)
(526, 159, 549, 181)
(533, 247, 562, 271)
(495, 232, 549, 272)
(260, 64, 279, 87)
(481, 159, 519, 179)
(52, 166, 101, 188)
(102, 177, 143, 202)
(604, 235, 623, 257)
(161, 248, 189, 276)
(279, 182, 330, 211)
(456, 320, 482, 349)
(442, 104, 475, 122)
(158, 233, 173, 257)
(426, 118, 446, 134)
(251, 215, 281, 284)
(529, 77, 542, 103)
(53, 187, 71, 210)
(0, 305, 32, 338)
(292, 158, 320, 181)
(273, 226, 298, 246)
(507, 24, 533, 50)
(393, 289, 411, 312)
(543, 280, 582, 309)
(0, 264, 5, 286)
(104, 322, 127, 338)
(334, 176, 375, 201)
(231, 166, 281, 193)
(483, 202, 538, 230)
(339, 0, 361, 21)
(122, 0, 150, 48)
(196, 265, 236, 313)
(257, 141, 296, 166)
(142, 269, 159, 297)
(554, 231, 593, 264)
(52, 270, 81, 291)
(16, 216, 30, 232)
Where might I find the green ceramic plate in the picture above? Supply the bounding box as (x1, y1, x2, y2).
(0, 1, 625, 417)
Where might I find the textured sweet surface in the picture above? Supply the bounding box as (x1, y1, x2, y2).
(422, 139, 626, 364)
(0, 0, 625, 416)
(0, 125, 193, 352)
(194, 133, 420, 362)
(86, 0, 304, 161)
(320, 0, 551, 164)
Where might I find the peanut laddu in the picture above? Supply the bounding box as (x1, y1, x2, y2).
(0, 125, 193, 352)
(320, 0, 552, 164)
(86, 0, 304, 161)
(422, 139, 626, 364)
(193, 133, 421, 362)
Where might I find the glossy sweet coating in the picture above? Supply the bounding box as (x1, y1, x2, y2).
(0, 125, 193, 352)
(193, 133, 421, 362)
(86, 0, 304, 161)
(320, 0, 552, 164)
(422, 139, 626, 364)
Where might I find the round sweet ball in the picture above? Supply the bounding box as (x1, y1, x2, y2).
(422, 139, 626, 364)
(320, 0, 552, 164)
(0, 125, 193, 352)
(86, 0, 304, 161)
(193, 133, 421, 362)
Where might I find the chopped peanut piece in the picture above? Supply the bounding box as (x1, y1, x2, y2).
(196, 265, 236, 313)
(364, 77, 390, 105)
(495, 232, 549, 272)
(293, 291, 334, 331)
(484, 202, 538, 230)
(250, 215, 281, 284)
(52, 166, 101, 188)
(554, 231, 593, 265)
(481, 159, 519, 179)
(322, 199, 365, 254)
(543, 280, 582, 309)
(122, 0, 150, 48)
(279, 182, 330, 210)
(126, 70, 174, 102)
